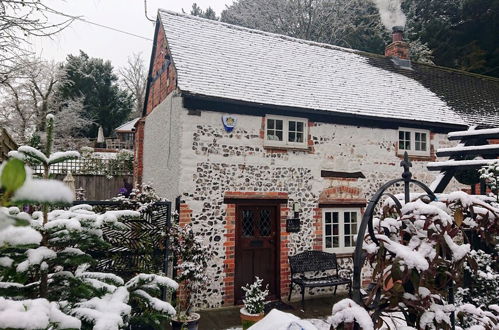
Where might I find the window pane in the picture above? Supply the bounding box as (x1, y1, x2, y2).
(289, 121, 296, 131)
(276, 131, 283, 141)
(345, 236, 351, 246)
(297, 122, 304, 131)
(333, 237, 339, 248)
(333, 212, 339, 224)
(399, 130, 411, 150)
(325, 237, 331, 248)
(325, 212, 331, 223)
(326, 225, 331, 235)
(296, 133, 303, 143)
(267, 119, 274, 129)
(276, 120, 283, 130)
(289, 132, 296, 142)
(242, 210, 253, 237)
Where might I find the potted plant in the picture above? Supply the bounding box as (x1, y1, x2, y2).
(240, 277, 269, 329)
(169, 223, 210, 330)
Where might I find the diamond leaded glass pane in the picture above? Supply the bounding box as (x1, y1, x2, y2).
(259, 209, 271, 236)
(242, 210, 254, 236)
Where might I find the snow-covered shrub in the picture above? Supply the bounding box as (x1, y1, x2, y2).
(169, 223, 211, 318)
(455, 247, 499, 328)
(242, 276, 269, 315)
(479, 161, 499, 200)
(330, 191, 499, 329)
(112, 183, 165, 212)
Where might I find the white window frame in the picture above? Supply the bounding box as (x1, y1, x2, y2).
(397, 127, 430, 157)
(322, 207, 360, 254)
(263, 115, 308, 149)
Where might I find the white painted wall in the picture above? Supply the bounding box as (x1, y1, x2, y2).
(143, 92, 183, 202)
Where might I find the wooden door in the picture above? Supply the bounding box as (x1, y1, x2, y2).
(235, 205, 279, 304)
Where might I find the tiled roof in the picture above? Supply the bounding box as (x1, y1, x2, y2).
(115, 118, 139, 132)
(158, 10, 499, 128)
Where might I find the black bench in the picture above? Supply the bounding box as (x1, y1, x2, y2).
(288, 250, 351, 308)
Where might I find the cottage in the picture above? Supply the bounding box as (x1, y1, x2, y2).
(135, 10, 499, 308)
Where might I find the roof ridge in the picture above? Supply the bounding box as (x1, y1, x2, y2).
(158, 9, 499, 83)
(157, 9, 359, 55)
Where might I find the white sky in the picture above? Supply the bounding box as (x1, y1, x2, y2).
(31, 0, 234, 69)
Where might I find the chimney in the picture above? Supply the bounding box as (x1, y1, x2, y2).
(385, 26, 410, 60)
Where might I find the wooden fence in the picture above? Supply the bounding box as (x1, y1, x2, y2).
(53, 174, 133, 201)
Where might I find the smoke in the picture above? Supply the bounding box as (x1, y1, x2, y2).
(370, 0, 407, 31)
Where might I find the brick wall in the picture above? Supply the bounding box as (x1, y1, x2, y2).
(133, 118, 145, 185)
(135, 22, 177, 186)
(385, 41, 410, 60)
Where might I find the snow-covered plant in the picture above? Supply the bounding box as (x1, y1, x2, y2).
(242, 276, 269, 315)
(330, 191, 499, 329)
(169, 223, 211, 317)
(112, 183, 165, 213)
(455, 248, 499, 328)
(0, 115, 178, 329)
(479, 161, 499, 199)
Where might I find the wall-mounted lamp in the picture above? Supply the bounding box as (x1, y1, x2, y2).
(287, 202, 301, 233)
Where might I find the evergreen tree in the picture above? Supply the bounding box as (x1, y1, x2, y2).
(56, 51, 133, 138)
(0, 115, 177, 329)
(187, 3, 219, 20)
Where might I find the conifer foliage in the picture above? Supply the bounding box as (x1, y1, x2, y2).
(0, 115, 177, 329)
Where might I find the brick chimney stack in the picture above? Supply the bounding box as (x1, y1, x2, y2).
(385, 26, 409, 60)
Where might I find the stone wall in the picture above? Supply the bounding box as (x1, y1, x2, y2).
(145, 103, 463, 309)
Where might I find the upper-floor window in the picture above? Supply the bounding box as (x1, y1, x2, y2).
(264, 115, 308, 149)
(398, 128, 430, 157)
(322, 208, 359, 253)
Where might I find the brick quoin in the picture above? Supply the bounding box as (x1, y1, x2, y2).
(176, 203, 193, 307)
(222, 192, 290, 305)
(135, 20, 177, 187)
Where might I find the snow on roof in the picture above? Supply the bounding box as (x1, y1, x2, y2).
(448, 127, 499, 139)
(115, 118, 139, 132)
(158, 10, 467, 126)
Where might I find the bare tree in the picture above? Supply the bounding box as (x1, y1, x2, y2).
(221, 0, 387, 53)
(0, 0, 75, 77)
(119, 53, 147, 118)
(0, 58, 93, 145)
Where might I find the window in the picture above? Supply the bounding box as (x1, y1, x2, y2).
(322, 208, 359, 253)
(398, 128, 430, 156)
(264, 115, 308, 148)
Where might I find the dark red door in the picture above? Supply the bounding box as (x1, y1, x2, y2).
(235, 205, 279, 304)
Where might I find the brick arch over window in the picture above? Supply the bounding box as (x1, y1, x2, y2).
(313, 185, 366, 255)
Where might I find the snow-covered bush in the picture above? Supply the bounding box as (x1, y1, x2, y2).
(169, 223, 211, 318)
(331, 191, 499, 329)
(479, 161, 499, 197)
(0, 115, 178, 329)
(456, 249, 498, 309)
(242, 276, 269, 315)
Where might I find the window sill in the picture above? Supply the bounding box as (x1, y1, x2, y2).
(263, 144, 309, 151)
(396, 152, 433, 161)
(323, 248, 355, 255)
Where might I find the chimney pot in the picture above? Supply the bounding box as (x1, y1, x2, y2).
(392, 26, 404, 42)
